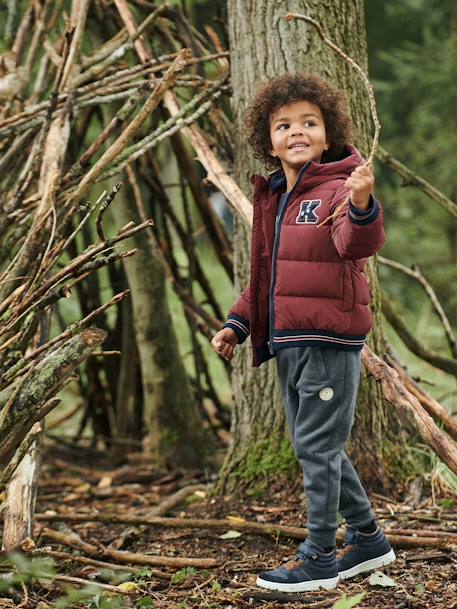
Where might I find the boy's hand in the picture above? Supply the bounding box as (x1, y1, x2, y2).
(211, 327, 239, 361)
(345, 163, 374, 210)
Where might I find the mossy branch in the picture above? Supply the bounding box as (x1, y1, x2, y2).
(0, 327, 106, 463)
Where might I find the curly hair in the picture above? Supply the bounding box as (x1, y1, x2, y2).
(244, 73, 353, 171)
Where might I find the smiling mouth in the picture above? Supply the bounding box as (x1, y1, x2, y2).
(288, 143, 310, 150)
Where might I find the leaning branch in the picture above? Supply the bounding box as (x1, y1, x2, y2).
(377, 145, 457, 220)
(361, 346, 457, 475)
(0, 327, 106, 463)
(379, 256, 457, 358)
(386, 352, 457, 443)
(382, 294, 457, 377)
(65, 47, 191, 210)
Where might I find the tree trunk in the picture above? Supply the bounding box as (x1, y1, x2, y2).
(219, 0, 406, 493)
(108, 184, 214, 468)
(2, 422, 44, 550)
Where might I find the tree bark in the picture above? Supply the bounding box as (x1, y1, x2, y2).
(0, 327, 106, 463)
(108, 182, 214, 468)
(220, 0, 406, 492)
(2, 422, 44, 551)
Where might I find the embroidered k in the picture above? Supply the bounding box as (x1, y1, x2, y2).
(296, 200, 321, 224)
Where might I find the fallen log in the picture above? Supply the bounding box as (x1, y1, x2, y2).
(32, 550, 170, 580)
(384, 527, 457, 539)
(110, 483, 206, 550)
(35, 513, 457, 549)
(39, 527, 218, 568)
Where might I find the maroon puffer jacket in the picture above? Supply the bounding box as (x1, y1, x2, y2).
(223, 145, 386, 367)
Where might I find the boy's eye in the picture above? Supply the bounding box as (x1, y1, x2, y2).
(278, 124, 289, 130)
(304, 121, 316, 127)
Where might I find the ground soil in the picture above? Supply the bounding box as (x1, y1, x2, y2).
(1, 442, 456, 609)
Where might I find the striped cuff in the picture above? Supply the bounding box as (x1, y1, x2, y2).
(223, 314, 250, 344)
(348, 195, 380, 225)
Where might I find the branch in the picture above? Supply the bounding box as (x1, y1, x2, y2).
(96, 182, 124, 242)
(32, 550, 169, 580)
(382, 294, 457, 377)
(0, 327, 106, 462)
(0, 422, 43, 491)
(1, 220, 152, 335)
(361, 345, 457, 475)
(65, 47, 191, 209)
(97, 79, 228, 181)
(285, 12, 380, 165)
(386, 351, 457, 443)
(377, 145, 457, 220)
(39, 527, 218, 568)
(171, 115, 253, 226)
(379, 256, 457, 358)
(36, 512, 457, 549)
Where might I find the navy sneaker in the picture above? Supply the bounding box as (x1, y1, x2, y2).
(337, 526, 396, 580)
(256, 539, 339, 592)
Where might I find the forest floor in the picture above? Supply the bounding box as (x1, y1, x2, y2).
(1, 442, 456, 609)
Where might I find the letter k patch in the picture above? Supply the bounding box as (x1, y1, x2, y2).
(296, 199, 321, 224)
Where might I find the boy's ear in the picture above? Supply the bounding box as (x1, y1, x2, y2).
(324, 142, 330, 151)
(270, 150, 277, 158)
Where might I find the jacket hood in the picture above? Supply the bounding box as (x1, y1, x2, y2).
(251, 145, 365, 195)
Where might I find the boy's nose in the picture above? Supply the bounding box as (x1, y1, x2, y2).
(290, 125, 304, 136)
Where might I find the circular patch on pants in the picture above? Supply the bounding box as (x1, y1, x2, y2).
(319, 387, 334, 401)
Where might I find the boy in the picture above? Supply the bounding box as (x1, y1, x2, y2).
(211, 74, 395, 592)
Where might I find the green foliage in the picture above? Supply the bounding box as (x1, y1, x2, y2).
(409, 444, 457, 495)
(133, 568, 153, 581)
(0, 552, 123, 609)
(136, 597, 156, 608)
(381, 436, 421, 483)
(332, 592, 366, 609)
(0, 553, 56, 593)
(438, 497, 455, 509)
(171, 567, 198, 584)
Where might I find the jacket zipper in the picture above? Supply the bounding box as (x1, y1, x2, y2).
(268, 163, 310, 355)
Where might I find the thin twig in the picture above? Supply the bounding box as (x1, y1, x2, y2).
(96, 182, 124, 242)
(285, 12, 381, 164)
(377, 145, 457, 219)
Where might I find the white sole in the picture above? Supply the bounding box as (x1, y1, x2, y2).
(256, 574, 339, 592)
(338, 549, 396, 580)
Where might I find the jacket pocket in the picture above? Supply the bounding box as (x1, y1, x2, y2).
(341, 261, 354, 312)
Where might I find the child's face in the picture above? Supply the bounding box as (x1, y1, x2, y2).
(269, 100, 328, 178)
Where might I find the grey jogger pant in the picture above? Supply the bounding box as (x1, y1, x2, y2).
(276, 346, 375, 548)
